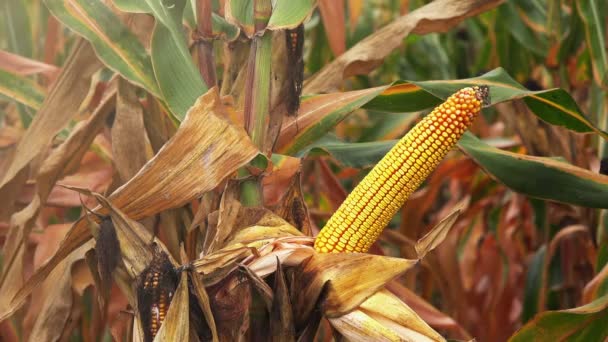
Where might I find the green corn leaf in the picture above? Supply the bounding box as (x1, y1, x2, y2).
(0, 69, 45, 110)
(267, 0, 316, 30)
(44, 0, 159, 96)
(114, 0, 207, 120)
(576, 0, 608, 88)
(510, 294, 608, 341)
(459, 132, 608, 209)
(368, 68, 608, 139)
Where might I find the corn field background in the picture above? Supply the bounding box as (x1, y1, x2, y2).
(1, 0, 608, 341)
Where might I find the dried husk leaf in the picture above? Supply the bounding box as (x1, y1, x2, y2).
(246, 236, 314, 278)
(240, 265, 274, 310)
(358, 289, 444, 341)
(153, 272, 189, 342)
(292, 253, 418, 326)
(225, 210, 304, 249)
(192, 244, 255, 286)
(211, 274, 252, 341)
(189, 270, 219, 342)
(270, 259, 295, 342)
(328, 309, 403, 342)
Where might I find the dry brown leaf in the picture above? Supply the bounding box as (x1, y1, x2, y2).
(192, 244, 255, 286)
(0, 87, 114, 321)
(225, 209, 304, 249)
(304, 0, 504, 93)
(347, 0, 363, 32)
(0, 39, 102, 191)
(0, 244, 25, 323)
(328, 309, 403, 341)
(11, 88, 258, 318)
(358, 289, 444, 341)
(189, 269, 219, 342)
(211, 274, 252, 341)
(0, 50, 60, 79)
(109, 87, 258, 218)
(205, 181, 242, 254)
(270, 260, 295, 342)
(112, 77, 150, 184)
(386, 281, 471, 340)
(26, 248, 81, 342)
(272, 170, 312, 236)
(143, 93, 176, 153)
(263, 155, 301, 206)
(318, 0, 346, 57)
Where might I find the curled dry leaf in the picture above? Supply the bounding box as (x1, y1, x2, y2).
(10, 87, 258, 318)
(262, 155, 301, 206)
(414, 199, 467, 259)
(304, 0, 505, 93)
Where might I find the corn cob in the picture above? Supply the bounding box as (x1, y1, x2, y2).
(137, 249, 178, 342)
(314, 86, 489, 253)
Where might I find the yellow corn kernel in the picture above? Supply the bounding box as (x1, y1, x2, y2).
(314, 86, 489, 253)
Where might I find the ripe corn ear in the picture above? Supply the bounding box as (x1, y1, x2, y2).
(314, 86, 489, 253)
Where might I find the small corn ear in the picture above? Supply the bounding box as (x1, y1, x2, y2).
(314, 86, 489, 253)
